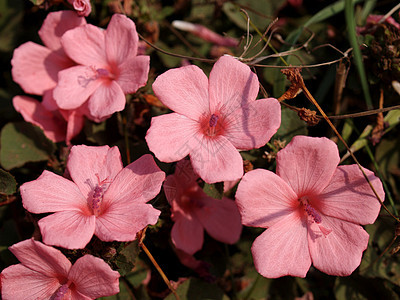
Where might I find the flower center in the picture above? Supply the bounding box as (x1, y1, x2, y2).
(53, 283, 69, 300)
(77, 67, 114, 88)
(86, 174, 111, 216)
(96, 68, 111, 78)
(202, 113, 224, 137)
(209, 114, 219, 127)
(299, 197, 332, 237)
(302, 201, 322, 224)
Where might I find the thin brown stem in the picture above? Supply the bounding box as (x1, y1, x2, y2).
(280, 101, 400, 120)
(138, 229, 180, 300)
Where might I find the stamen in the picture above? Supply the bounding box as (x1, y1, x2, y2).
(209, 114, 219, 127)
(88, 174, 111, 216)
(303, 203, 322, 224)
(53, 283, 69, 300)
(300, 197, 332, 238)
(96, 68, 110, 77)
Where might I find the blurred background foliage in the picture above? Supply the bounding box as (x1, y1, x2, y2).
(0, 0, 400, 299)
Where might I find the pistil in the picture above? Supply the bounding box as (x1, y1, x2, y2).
(299, 197, 332, 237)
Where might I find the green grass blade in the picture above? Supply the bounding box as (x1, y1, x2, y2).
(345, 0, 373, 109)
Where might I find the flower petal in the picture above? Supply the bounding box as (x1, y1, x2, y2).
(21, 170, 88, 214)
(195, 197, 242, 244)
(86, 80, 126, 122)
(39, 11, 86, 51)
(190, 135, 243, 183)
(64, 109, 86, 145)
(116, 56, 150, 94)
(105, 14, 139, 65)
(224, 98, 281, 149)
(145, 113, 199, 162)
(67, 145, 123, 199)
(317, 165, 384, 225)
(152, 65, 209, 120)
(39, 211, 96, 249)
(12, 96, 67, 143)
(164, 160, 198, 197)
(1, 264, 60, 300)
(276, 136, 340, 196)
(8, 239, 71, 278)
(235, 169, 297, 228)
(251, 213, 311, 278)
(95, 203, 160, 242)
(308, 215, 369, 276)
(102, 154, 165, 206)
(11, 42, 74, 95)
(69, 255, 120, 298)
(53, 65, 102, 110)
(171, 214, 204, 255)
(61, 24, 107, 67)
(208, 56, 259, 116)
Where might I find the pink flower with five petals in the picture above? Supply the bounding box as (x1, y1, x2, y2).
(146, 55, 281, 183)
(164, 159, 242, 255)
(1, 239, 120, 300)
(53, 14, 150, 122)
(235, 136, 385, 278)
(21, 145, 165, 249)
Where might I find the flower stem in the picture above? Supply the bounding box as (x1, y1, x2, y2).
(138, 229, 180, 300)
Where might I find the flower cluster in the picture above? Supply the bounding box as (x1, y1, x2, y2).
(12, 11, 149, 144)
(3, 7, 386, 299)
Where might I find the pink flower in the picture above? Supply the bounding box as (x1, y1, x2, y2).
(172, 20, 239, 47)
(53, 14, 150, 122)
(235, 136, 385, 278)
(68, 0, 92, 17)
(21, 145, 165, 249)
(145, 55, 281, 183)
(164, 160, 242, 255)
(11, 11, 86, 96)
(1, 239, 120, 299)
(13, 95, 85, 144)
(11, 11, 87, 143)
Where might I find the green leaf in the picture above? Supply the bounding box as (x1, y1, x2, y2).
(0, 0, 24, 52)
(345, 0, 373, 109)
(273, 107, 308, 142)
(124, 261, 150, 288)
(114, 241, 140, 276)
(165, 278, 230, 300)
(222, 0, 286, 31)
(202, 182, 224, 200)
(360, 219, 400, 287)
(0, 169, 16, 195)
(28, 0, 45, 5)
(273, 0, 364, 97)
(375, 138, 400, 179)
(0, 122, 56, 170)
(341, 109, 400, 162)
